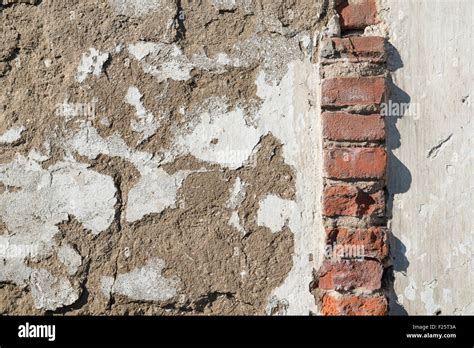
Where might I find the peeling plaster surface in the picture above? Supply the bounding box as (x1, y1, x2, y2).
(0, 156, 116, 252)
(62, 122, 192, 223)
(1, 0, 326, 315)
(384, 0, 474, 314)
(255, 63, 323, 315)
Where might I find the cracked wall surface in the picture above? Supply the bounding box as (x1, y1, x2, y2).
(1, 0, 330, 315)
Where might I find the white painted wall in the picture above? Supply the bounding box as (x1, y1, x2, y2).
(383, 0, 473, 314)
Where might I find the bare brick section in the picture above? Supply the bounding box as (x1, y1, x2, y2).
(322, 36, 386, 64)
(321, 293, 388, 316)
(323, 184, 384, 218)
(322, 112, 385, 141)
(336, 0, 379, 30)
(315, 0, 389, 316)
(324, 147, 387, 179)
(318, 260, 383, 291)
(321, 77, 386, 107)
(326, 226, 389, 261)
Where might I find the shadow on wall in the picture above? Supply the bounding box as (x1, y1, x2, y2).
(384, 41, 412, 316)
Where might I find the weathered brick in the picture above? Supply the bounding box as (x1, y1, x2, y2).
(322, 112, 385, 142)
(322, 36, 386, 64)
(323, 184, 384, 218)
(322, 77, 386, 107)
(326, 226, 388, 260)
(337, 0, 379, 30)
(324, 147, 387, 179)
(321, 293, 388, 316)
(318, 259, 383, 291)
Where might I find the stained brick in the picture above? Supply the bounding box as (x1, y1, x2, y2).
(321, 293, 388, 316)
(322, 77, 386, 107)
(323, 184, 384, 218)
(318, 259, 383, 291)
(322, 112, 385, 141)
(337, 0, 379, 30)
(322, 36, 386, 64)
(326, 226, 388, 260)
(324, 147, 386, 179)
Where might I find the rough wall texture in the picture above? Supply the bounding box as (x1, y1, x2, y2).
(0, 0, 333, 315)
(1, 0, 472, 317)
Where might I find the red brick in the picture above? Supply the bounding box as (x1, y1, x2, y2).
(324, 147, 386, 179)
(322, 77, 386, 107)
(326, 226, 388, 260)
(321, 293, 388, 316)
(323, 184, 384, 218)
(322, 112, 385, 141)
(318, 259, 383, 291)
(322, 36, 386, 64)
(337, 0, 379, 30)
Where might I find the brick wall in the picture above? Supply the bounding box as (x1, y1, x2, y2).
(313, 0, 390, 316)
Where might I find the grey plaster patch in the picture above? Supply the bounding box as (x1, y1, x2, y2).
(30, 269, 79, 311)
(76, 48, 110, 83)
(0, 126, 25, 144)
(105, 258, 179, 302)
(58, 244, 82, 275)
(125, 86, 160, 144)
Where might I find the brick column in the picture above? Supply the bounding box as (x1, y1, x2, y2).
(313, 0, 390, 316)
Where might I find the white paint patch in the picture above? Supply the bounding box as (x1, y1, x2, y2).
(100, 276, 115, 302)
(404, 280, 417, 301)
(257, 195, 295, 233)
(0, 155, 116, 248)
(0, 126, 25, 144)
(58, 244, 82, 275)
(63, 122, 193, 222)
(0, 258, 33, 286)
(128, 41, 241, 82)
(226, 177, 246, 209)
(106, 258, 179, 302)
(126, 169, 189, 222)
(128, 42, 193, 82)
(0, 154, 116, 298)
(30, 269, 79, 311)
(254, 62, 323, 315)
(228, 211, 245, 235)
(109, 0, 173, 17)
(125, 86, 159, 143)
(76, 48, 110, 83)
(176, 106, 261, 170)
(420, 280, 440, 314)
